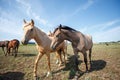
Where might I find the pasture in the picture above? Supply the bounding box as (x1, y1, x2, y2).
(0, 43, 120, 80)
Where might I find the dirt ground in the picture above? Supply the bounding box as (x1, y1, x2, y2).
(0, 44, 120, 80)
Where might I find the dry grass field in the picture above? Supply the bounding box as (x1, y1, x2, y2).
(0, 43, 120, 80)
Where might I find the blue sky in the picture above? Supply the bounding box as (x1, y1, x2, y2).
(0, 0, 120, 42)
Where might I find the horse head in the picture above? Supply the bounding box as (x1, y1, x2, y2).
(50, 24, 65, 50)
(21, 19, 35, 45)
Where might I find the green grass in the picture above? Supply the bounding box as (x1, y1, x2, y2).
(0, 44, 120, 80)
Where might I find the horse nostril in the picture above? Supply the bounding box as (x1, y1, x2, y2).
(50, 46, 55, 50)
(21, 40, 27, 45)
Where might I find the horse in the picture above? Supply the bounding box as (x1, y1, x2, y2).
(48, 31, 67, 65)
(21, 19, 66, 79)
(50, 24, 93, 72)
(7, 39, 20, 57)
(0, 40, 9, 56)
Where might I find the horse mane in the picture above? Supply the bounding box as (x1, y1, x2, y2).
(53, 25, 77, 34)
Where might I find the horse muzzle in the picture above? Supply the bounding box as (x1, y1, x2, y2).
(21, 40, 28, 45)
(50, 45, 56, 50)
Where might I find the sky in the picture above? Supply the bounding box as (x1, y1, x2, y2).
(0, 0, 120, 43)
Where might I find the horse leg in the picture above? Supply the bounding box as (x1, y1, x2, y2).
(57, 50, 63, 66)
(46, 53, 52, 77)
(73, 50, 79, 71)
(7, 48, 10, 56)
(89, 48, 92, 65)
(34, 52, 44, 79)
(83, 51, 88, 72)
(11, 48, 14, 56)
(55, 52, 59, 64)
(62, 49, 66, 65)
(14, 48, 17, 57)
(2, 47, 5, 56)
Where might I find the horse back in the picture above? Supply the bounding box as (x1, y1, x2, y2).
(8, 39, 20, 48)
(0, 41, 9, 47)
(84, 34, 93, 50)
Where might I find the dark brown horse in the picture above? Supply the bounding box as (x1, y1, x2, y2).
(7, 39, 20, 57)
(0, 40, 9, 56)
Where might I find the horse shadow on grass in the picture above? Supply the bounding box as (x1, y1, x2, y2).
(0, 72, 24, 80)
(18, 53, 37, 57)
(53, 54, 107, 79)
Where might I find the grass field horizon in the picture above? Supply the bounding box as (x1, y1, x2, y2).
(0, 43, 120, 80)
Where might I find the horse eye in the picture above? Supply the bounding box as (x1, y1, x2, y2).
(56, 34, 60, 38)
(30, 28, 33, 31)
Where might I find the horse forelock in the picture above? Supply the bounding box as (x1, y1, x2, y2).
(53, 28, 59, 34)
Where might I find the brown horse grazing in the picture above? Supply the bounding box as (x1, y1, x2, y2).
(7, 39, 20, 57)
(51, 24, 93, 72)
(0, 40, 9, 56)
(48, 31, 67, 65)
(21, 19, 67, 79)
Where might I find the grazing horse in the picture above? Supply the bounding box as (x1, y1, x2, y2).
(0, 40, 9, 56)
(7, 39, 20, 57)
(50, 24, 93, 72)
(48, 31, 67, 65)
(21, 19, 66, 79)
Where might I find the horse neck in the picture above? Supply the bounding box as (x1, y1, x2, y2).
(63, 30, 77, 42)
(34, 27, 51, 46)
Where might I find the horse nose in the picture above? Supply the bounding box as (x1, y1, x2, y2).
(50, 45, 55, 50)
(21, 40, 24, 44)
(21, 40, 27, 45)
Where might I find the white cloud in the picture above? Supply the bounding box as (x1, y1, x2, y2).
(78, 19, 120, 42)
(88, 20, 120, 42)
(16, 0, 32, 16)
(69, 0, 95, 17)
(16, 0, 50, 27)
(91, 20, 120, 31)
(0, 17, 22, 40)
(93, 26, 120, 42)
(82, 0, 94, 10)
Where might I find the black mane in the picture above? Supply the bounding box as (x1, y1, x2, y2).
(53, 25, 77, 34)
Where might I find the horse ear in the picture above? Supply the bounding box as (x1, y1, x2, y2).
(59, 24, 62, 31)
(49, 31, 52, 34)
(23, 19, 26, 24)
(59, 24, 62, 28)
(31, 19, 34, 26)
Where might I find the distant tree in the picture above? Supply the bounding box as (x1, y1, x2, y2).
(105, 42, 109, 46)
(117, 40, 120, 42)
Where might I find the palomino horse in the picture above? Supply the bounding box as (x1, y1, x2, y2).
(0, 40, 9, 56)
(21, 19, 66, 79)
(51, 24, 93, 72)
(48, 31, 67, 65)
(7, 39, 20, 57)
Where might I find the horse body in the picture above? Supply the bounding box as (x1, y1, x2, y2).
(21, 19, 66, 78)
(33, 27, 65, 53)
(51, 24, 93, 72)
(8, 39, 20, 57)
(0, 40, 9, 55)
(74, 32, 93, 51)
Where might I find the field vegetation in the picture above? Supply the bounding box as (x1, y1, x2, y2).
(0, 43, 120, 80)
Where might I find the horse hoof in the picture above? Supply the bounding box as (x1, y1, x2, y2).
(34, 76, 40, 80)
(46, 72, 53, 77)
(56, 60, 59, 64)
(74, 75, 78, 80)
(85, 70, 89, 73)
(58, 63, 63, 67)
(14, 54, 17, 57)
